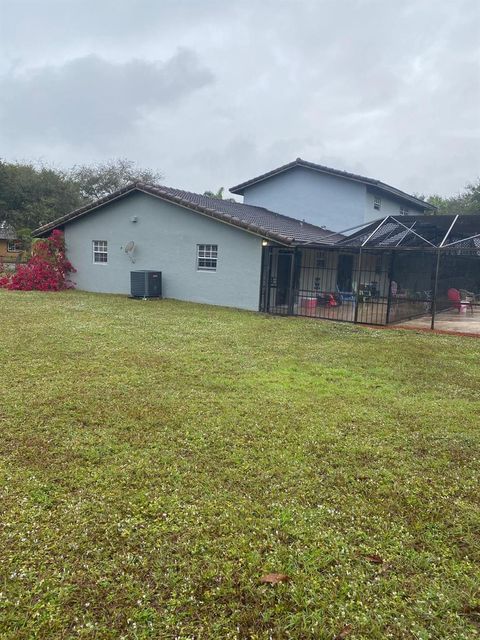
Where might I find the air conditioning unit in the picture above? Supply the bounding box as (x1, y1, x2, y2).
(130, 271, 162, 298)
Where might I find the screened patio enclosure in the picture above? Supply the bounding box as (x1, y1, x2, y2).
(259, 215, 480, 333)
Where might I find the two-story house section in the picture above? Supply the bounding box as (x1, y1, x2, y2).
(230, 158, 436, 232)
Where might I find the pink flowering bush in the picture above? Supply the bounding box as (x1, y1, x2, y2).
(0, 230, 76, 291)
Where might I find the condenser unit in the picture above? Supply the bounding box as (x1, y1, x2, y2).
(130, 271, 162, 298)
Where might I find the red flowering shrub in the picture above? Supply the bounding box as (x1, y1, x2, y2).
(0, 230, 76, 291)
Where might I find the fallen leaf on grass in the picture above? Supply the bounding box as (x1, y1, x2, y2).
(365, 554, 384, 564)
(334, 623, 352, 639)
(260, 573, 290, 584)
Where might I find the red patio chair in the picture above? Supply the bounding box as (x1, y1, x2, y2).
(447, 288, 474, 314)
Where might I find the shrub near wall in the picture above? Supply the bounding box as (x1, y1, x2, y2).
(0, 230, 75, 291)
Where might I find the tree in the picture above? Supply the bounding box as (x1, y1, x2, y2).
(0, 160, 82, 230)
(0, 158, 164, 231)
(69, 158, 163, 202)
(425, 178, 480, 215)
(203, 187, 236, 202)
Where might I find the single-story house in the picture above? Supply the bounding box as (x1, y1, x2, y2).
(0, 222, 25, 263)
(34, 182, 341, 311)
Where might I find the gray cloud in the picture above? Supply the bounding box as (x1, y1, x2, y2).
(0, 0, 478, 196)
(0, 50, 214, 147)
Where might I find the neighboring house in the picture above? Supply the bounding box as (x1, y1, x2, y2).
(0, 222, 24, 263)
(230, 158, 435, 231)
(34, 182, 340, 311)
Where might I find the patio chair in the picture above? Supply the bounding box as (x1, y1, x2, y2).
(317, 292, 340, 307)
(459, 289, 477, 303)
(447, 288, 474, 314)
(336, 285, 356, 303)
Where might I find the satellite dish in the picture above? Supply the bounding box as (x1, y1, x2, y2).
(124, 240, 136, 263)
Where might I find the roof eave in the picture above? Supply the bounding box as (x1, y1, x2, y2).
(33, 183, 295, 246)
(367, 183, 436, 211)
(230, 160, 299, 195)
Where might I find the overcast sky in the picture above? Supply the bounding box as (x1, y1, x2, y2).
(0, 0, 479, 198)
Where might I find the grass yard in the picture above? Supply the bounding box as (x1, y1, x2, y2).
(0, 290, 479, 640)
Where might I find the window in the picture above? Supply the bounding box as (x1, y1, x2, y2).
(400, 206, 409, 215)
(373, 196, 382, 211)
(93, 240, 108, 263)
(197, 244, 218, 271)
(7, 240, 23, 252)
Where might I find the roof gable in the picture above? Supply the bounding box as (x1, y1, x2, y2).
(33, 182, 342, 245)
(230, 158, 436, 211)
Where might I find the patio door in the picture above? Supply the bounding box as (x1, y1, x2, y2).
(337, 254, 354, 292)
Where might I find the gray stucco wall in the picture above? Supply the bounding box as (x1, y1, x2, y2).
(242, 166, 367, 231)
(241, 166, 426, 231)
(364, 189, 425, 222)
(64, 191, 264, 311)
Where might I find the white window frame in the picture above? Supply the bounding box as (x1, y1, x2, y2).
(7, 240, 23, 252)
(400, 206, 409, 215)
(93, 240, 108, 264)
(197, 244, 218, 271)
(373, 196, 382, 211)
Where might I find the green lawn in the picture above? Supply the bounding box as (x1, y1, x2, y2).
(0, 290, 479, 640)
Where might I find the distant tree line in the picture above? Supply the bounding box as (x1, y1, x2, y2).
(0, 157, 478, 234)
(424, 179, 480, 216)
(0, 158, 162, 232)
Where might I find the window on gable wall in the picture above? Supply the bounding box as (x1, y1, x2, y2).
(373, 197, 382, 211)
(400, 206, 409, 215)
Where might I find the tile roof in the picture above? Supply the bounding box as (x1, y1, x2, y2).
(33, 182, 343, 245)
(0, 221, 17, 240)
(230, 158, 436, 211)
